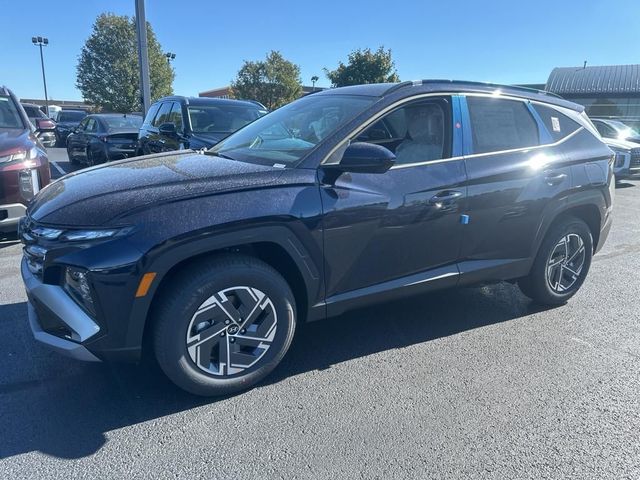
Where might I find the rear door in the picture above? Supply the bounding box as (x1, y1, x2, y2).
(458, 95, 574, 283)
(320, 95, 467, 314)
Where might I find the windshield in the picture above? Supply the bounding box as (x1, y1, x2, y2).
(0, 96, 24, 129)
(22, 105, 45, 119)
(209, 94, 377, 166)
(59, 111, 87, 122)
(609, 120, 639, 135)
(188, 104, 267, 135)
(102, 115, 142, 129)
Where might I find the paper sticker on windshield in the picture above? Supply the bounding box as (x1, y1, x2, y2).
(551, 117, 561, 132)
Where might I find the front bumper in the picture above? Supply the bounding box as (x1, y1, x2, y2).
(0, 203, 26, 233)
(21, 258, 102, 362)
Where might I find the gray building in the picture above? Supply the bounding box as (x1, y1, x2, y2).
(545, 64, 640, 129)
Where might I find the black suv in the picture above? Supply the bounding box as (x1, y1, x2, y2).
(137, 96, 267, 155)
(20, 81, 614, 396)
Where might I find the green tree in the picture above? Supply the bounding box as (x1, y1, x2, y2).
(325, 46, 400, 87)
(76, 13, 174, 112)
(231, 51, 302, 110)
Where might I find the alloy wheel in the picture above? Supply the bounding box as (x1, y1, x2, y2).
(186, 286, 277, 377)
(546, 233, 586, 293)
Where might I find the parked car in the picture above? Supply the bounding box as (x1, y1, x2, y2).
(601, 137, 640, 180)
(20, 103, 56, 148)
(54, 109, 87, 147)
(591, 118, 640, 144)
(20, 80, 614, 396)
(137, 96, 267, 155)
(66, 113, 142, 166)
(0, 86, 51, 233)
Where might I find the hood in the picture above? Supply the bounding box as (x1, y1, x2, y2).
(28, 151, 286, 226)
(0, 128, 34, 155)
(603, 137, 640, 150)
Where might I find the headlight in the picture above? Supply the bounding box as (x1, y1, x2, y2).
(0, 146, 38, 163)
(60, 229, 120, 241)
(64, 266, 95, 315)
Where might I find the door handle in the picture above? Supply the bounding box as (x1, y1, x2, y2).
(429, 190, 463, 206)
(544, 171, 568, 186)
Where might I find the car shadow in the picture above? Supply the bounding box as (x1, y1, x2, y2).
(0, 283, 553, 460)
(615, 180, 636, 189)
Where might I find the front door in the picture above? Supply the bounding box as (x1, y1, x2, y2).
(320, 95, 467, 315)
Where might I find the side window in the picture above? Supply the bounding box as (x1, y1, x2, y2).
(153, 102, 172, 127)
(85, 118, 97, 133)
(168, 102, 183, 131)
(534, 104, 580, 142)
(467, 97, 539, 154)
(144, 103, 161, 126)
(357, 97, 452, 165)
(77, 118, 88, 131)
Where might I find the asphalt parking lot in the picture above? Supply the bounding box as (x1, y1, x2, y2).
(1, 151, 639, 479)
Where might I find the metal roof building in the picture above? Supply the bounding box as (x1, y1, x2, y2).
(545, 64, 640, 128)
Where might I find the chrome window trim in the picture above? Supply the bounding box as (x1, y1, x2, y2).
(321, 90, 589, 169)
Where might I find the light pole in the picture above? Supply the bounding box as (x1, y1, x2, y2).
(135, 0, 151, 115)
(32, 36, 50, 116)
(165, 52, 176, 65)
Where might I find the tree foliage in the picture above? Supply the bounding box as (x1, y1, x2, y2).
(231, 51, 302, 110)
(325, 46, 400, 87)
(76, 13, 174, 112)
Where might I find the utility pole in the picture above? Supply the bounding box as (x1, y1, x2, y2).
(32, 36, 50, 116)
(135, 0, 151, 115)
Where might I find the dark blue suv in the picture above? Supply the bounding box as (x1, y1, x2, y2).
(20, 81, 614, 396)
(137, 96, 267, 155)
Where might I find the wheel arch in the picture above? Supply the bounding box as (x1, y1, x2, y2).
(128, 226, 324, 357)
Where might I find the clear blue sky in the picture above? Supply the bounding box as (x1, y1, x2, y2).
(1, 0, 639, 101)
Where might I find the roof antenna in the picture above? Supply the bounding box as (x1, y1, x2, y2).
(583, 60, 587, 69)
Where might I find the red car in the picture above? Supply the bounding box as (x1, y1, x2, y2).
(0, 86, 51, 234)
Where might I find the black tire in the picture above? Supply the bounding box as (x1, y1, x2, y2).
(86, 147, 96, 166)
(152, 255, 296, 396)
(519, 216, 593, 305)
(67, 146, 79, 165)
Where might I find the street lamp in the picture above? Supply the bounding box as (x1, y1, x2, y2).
(165, 52, 176, 65)
(31, 36, 50, 116)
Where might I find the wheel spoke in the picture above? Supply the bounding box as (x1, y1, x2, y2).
(186, 286, 278, 377)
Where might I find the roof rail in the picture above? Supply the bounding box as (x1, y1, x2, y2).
(0, 85, 9, 96)
(385, 79, 563, 99)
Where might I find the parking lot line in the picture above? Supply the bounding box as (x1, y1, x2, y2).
(50, 160, 67, 176)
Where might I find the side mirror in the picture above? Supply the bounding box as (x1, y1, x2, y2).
(35, 118, 55, 131)
(159, 122, 177, 136)
(330, 142, 395, 174)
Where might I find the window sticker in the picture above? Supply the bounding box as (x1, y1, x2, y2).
(551, 116, 561, 132)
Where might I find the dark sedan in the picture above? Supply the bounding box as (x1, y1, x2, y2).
(66, 114, 142, 166)
(54, 109, 87, 147)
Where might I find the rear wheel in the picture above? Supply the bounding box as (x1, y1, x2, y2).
(153, 255, 296, 396)
(519, 216, 593, 305)
(67, 145, 79, 165)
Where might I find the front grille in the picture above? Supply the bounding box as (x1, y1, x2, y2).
(631, 152, 640, 167)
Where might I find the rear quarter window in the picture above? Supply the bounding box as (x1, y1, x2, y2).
(534, 104, 581, 142)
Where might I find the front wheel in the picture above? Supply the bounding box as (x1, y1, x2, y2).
(153, 255, 297, 396)
(519, 216, 593, 305)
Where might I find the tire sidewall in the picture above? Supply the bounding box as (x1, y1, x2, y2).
(155, 263, 296, 396)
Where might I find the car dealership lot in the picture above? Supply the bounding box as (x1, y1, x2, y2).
(0, 153, 639, 478)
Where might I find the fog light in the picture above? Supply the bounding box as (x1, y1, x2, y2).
(64, 267, 95, 315)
